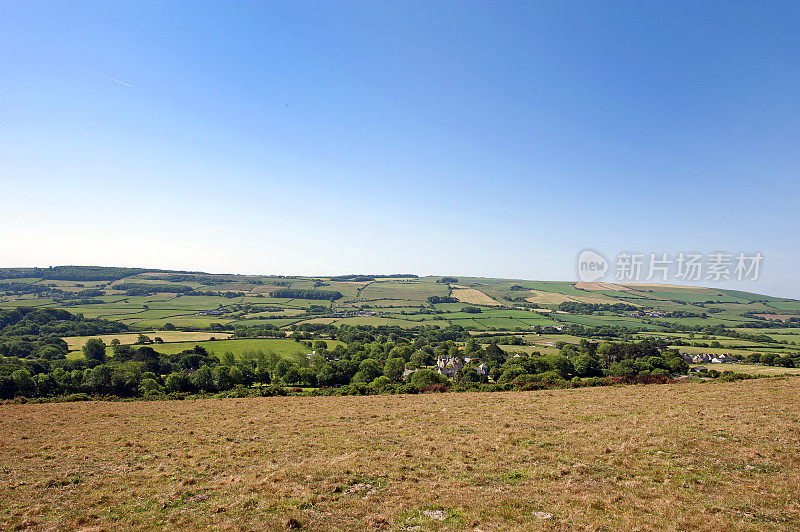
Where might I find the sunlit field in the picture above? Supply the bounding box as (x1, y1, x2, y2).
(2, 377, 799, 530)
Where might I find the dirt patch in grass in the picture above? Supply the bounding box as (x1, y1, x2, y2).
(2, 378, 799, 530)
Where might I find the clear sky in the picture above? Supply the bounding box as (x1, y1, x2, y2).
(1, 1, 798, 297)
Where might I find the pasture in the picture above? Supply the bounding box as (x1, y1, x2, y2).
(62, 331, 233, 350)
(1, 378, 799, 530)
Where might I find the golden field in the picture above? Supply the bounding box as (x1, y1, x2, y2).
(2, 378, 799, 531)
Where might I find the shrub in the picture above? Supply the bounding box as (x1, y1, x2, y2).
(139, 378, 162, 396)
(260, 385, 287, 397)
(419, 383, 449, 393)
(64, 393, 91, 402)
(409, 368, 447, 387)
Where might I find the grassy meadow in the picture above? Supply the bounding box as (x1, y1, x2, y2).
(2, 377, 799, 530)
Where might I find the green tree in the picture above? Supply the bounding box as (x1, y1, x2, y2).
(352, 359, 382, 383)
(383, 357, 406, 382)
(0, 376, 16, 399)
(86, 364, 113, 394)
(283, 367, 301, 385)
(409, 368, 447, 387)
(192, 365, 214, 392)
(455, 366, 480, 384)
(574, 354, 600, 377)
(11, 369, 36, 396)
(83, 338, 107, 364)
(370, 375, 391, 391)
(213, 365, 233, 391)
(139, 378, 162, 396)
(165, 372, 191, 393)
(759, 353, 776, 366)
(667, 357, 689, 374)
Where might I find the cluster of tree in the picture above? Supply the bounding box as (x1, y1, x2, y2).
(491, 337, 688, 387)
(742, 352, 796, 367)
(0, 266, 152, 281)
(190, 291, 247, 298)
(330, 274, 417, 282)
(436, 277, 458, 284)
(330, 275, 375, 282)
(113, 283, 195, 296)
(0, 318, 700, 402)
(68, 288, 105, 298)
(508, 284, 527, 291)
(542, 323, 635, 339)
(557, 302, 638, 314)
(232, 324, 287, 338)
(0, 308, 128, 359)
(0, 282, 63, 296)
(60, 298, 105, 306)
(427, 296, 458, 304)
(141, 274, 246, 285)
(461, 306, 482, 314)
(269, 289, 343, 301)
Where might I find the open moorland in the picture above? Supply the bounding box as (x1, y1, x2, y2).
(2, 377, 799, 531)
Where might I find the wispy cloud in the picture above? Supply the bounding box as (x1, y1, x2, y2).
(81, 68, 133, 87)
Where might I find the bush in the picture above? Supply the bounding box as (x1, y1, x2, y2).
(419, 383, 449, 393)
(759, 353, 776, 366)
(718, 371, 753, 382)
(260, 385, 288, 397)
(165, 372, 191, 393)
(139, 378, 162, 396)
(370, 376, 391, 391)
(397, 383, 419, 394)
(409, 368, 447, 387)
(64, 392, 91, 402)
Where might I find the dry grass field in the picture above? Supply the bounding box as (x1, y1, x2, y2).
(450, 287, 501, 306)
(525, 290, 620, 306)
(2, 378, 800, 531)
(574, 282, 630, 291)
(61, 331, 233, 350)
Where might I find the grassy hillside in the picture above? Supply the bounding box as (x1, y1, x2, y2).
(1, 267, 797, 333)
(2, 378, 798, 530)
(2, 266, 799, 366)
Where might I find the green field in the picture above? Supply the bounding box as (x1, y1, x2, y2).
(67, 338, 340, 361)
(2, 269, 798, 351)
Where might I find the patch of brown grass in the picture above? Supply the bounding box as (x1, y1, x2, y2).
(574, 282, 630, 291)
(62, 331, 233, 350)
(450, 286, 501, 306)
(1, 378, 799, 530)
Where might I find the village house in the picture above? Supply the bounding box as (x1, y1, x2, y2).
(681, 352, 739, 364)
(436, 356, 464, 377)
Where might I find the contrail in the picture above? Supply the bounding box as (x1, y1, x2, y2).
(81, 68, 133, 87)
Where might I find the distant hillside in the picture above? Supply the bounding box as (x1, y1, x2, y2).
(0, 266, 797, 335)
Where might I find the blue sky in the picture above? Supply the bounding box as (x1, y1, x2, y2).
(1, 1, 798, 297)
